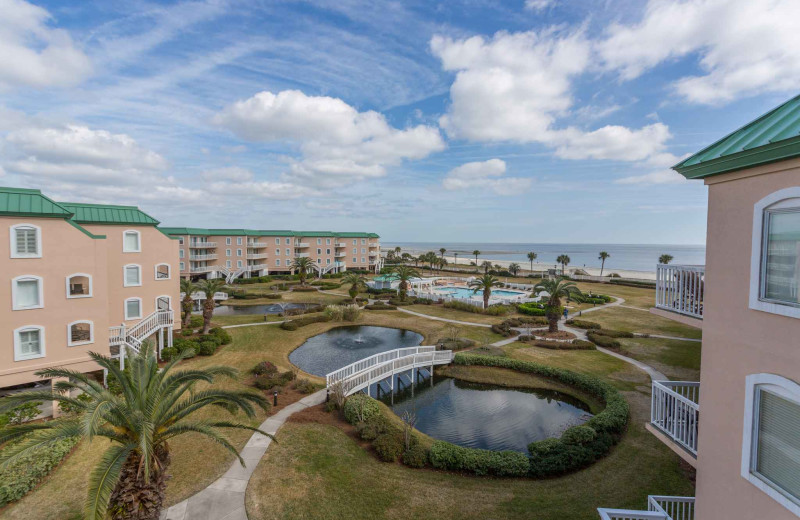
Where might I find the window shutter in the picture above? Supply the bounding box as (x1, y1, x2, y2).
(20, 330, 40, 355)
(756, 390, 800, 501)
(15, 228, 37, 255)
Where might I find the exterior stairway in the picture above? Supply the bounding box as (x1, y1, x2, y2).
(109, 309, 174, 368)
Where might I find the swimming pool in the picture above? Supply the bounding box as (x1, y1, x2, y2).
(432, 286, 527, 299)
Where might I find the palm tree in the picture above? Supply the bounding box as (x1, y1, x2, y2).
(598, 251, 610, 276)
(659, 254, 674, 265)
(473, 250, 480, 266)
(291, 256, 315, 285)
(509, 263, 521, 276)
(394, 246, 401, 257)
(453, 252, 458, 267)
(0, 345, 270, 520)
(413, 255, 421, 267)
(469, 273, 502, 309)
(534, 277, 583, 332)
(342, 272, 367, 302)
(527, 251, 537, 273)
(391, 265, 420, 301)
(438, 258, 448, 271)
(179, 278, 196, 329)
(481, 260, 493, 274)
(439, 248, 446, 264)
(196, 278, 226, 334)
(556, 254, 571, 275)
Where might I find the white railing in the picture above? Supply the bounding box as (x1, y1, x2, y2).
(598, 496, 694, 520)
(294, 242, 310, 248)
(327, 347, 441, 386)
(181, 291, 228, 301)
(369, 251, 378, 256)
(190, 265, 215, 273)
(651, 381, 700, 457)
(247, 253, 268, 259)
(655, 264, 705, 319)
(335, 252, 346, 257)
(247, 242, 267, 248)
(189, 241, 216, 248)
(335, 242, 346, 247)
(190, 254, 218, 261)
(109, 310, 174, 368)
(295, 252, 310, 258)
(247, 263, 268, 271)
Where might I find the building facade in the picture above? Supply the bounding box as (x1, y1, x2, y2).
(1, 188, 179, 401)
(600, 95, 800, 519)
(160, 228, 381, 280)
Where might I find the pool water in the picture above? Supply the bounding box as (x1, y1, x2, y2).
(289, 325, 424, 377)
(385, 377, 593, 452)
(433, 287, 526, 299)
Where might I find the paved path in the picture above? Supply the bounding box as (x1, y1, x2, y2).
(162, 389, 326, 520)
(396, 307, 492, 328)
(635, 333, 702, 343)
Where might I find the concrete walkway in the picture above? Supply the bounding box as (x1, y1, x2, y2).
(396, 306, 492, 328)
(162, 389, 326, 520)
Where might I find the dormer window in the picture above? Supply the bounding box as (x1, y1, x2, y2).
(66, 274, 92, 298)
(123, 230, 141, 253)
(10, 224, 41, 258)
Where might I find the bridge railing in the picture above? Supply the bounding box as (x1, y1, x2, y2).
(326, 346, 437, 387)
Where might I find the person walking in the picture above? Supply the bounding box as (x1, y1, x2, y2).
(563, 307, 569, 321)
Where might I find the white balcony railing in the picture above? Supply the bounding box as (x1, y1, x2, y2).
(598, 496, 695, 520)
(651, 381, 700, 457)
(335, 252, 346, 257)
(247, 242, 267, 248)
(190, 254, 217, 261)
(247, 263, 268, 271)
(180, 291, 228, 301)
(190, 265, 215, 273)
(369, 251, 378, 256)
(247, 253, 268, 259)
(655, 264, 705, 319)
(335, 242, 346, 247)
(294, 242, 310, 248)
(189, 241, 216, 248)
(295, 252, 310, 258)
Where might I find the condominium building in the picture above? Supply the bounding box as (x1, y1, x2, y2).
(160, 228, 381, 280)
(600, 95, 800, 519)
(1, 187, 179, 404)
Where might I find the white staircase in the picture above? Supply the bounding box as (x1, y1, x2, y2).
(109, 309, 174, 369)
(225, 267, 247, 283)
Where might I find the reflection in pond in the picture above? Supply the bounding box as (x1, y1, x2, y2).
(289, 325, 424, 377)
(383, 377, 593, 452)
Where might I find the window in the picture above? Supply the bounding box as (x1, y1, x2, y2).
(226, 260, 231, 268)
(156, 296, 171, 310)
(125, 298, 142, 319)
(276, 249, 280, 256)
(155, 263, 170, 280)
(178, 237, 184, 245)
(285, 238, 290, 244)
(123, 230, 141, 252)
(66, 273, 92, 298)
(286, 248, 290, 256)
(317, 258, 321, 264)
(237, 260, 243, 268)
(12, 276, 43, 310)
(750, 189, 800, 318)
(326, 258, 331, 265)
(353, 248, 357, 254)
(14, 326, 45, 360)
(179, 249, 184, 258)
(326, 248, 330, 255)
(124, 264, 141, 287)
(743, 374, 800, 515)
(362, 248, 366, 254)
(326, 239, 331, 245)
(237, 237, 242, 245)
(10, 224, 41, 258)
(362, 239, 366, 245)
(226, 237, 232, 245)
(226, 249, 231, 256)
(236, 248, 242, 256)
(353, 257, 357, 263)
(362, 257, 366, 263)
(317, 248, 322, 255)
(67, 321, 93, 346)
(180, 262, 185, 271)
(276, 259, 281, 266)
(275, 238, 280, 244)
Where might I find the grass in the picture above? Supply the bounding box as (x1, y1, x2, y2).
(211, 314, 285, 326)
(618, 337, 701, 381)
(404, 304, 509, 324)
(582, 306, 702, 339)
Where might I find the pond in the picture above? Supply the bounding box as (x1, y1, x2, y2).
(211, 303, 316, 316)
(289, 325, 424, 377)
(385, 377, 593, 452)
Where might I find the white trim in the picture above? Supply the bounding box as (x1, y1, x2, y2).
(9, 223, 42, 259)
(124, 297, 142, 320)
(742, 373, 800, 517)
(750, 187, 800, 318)
(154, 263, 171, 280)
(66, 273, 93, 299)
(13, 325, 45, 361)
(67, 320, 94, 347)
(123, 264, 142, 287)
(122, 229, 141, 253)
(12, 275, 44, 310)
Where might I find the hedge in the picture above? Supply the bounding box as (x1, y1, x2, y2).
(364, 302, 397, 311)
(587, 332, 622, 349)
(343, 394, 382, 424)
(590, 329, 634, 339)
(517, 302, 546, 316)
(565, 319, 601, 329)
(443, 301, 513, 316)
(608, 279, 656, 289)
(0, 437, 80, 506)
(519, 338, 596, 350)
(292, 286, 319, 292)
(280, 314, 331, 330)
(450, 354, 629, 478)
(429, 442, 530, 477)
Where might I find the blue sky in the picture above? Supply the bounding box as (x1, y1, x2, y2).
(1, 0, 797, 245)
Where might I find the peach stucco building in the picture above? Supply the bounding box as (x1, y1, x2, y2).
(160, 227, 381, 281)
(1, 187, 179, 401)
(600, 95, 800, 519)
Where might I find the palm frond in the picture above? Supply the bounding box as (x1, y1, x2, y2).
(85, 443, 136, 520)
(0, 420, 82, 469)
(157, 423, 245, 465)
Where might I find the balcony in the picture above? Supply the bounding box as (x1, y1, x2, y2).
(190, 265, 215, 273)
(247, 263, 268, 271)
(247, 242, 267, 248)
(655, 264, 705, 320)
(649, 381, 699, 460)
(295, 252, 310, 258)
(598, 496, 695, 520)
(189, 241, 216, 248)
(189, 254, 217, 261)
(247, 253, 268, 260)
(335, 242, 346, 248)
(369, 251, 378, 256)
(335, 252, 346, 258)
(294, 242, 310, 248)
(369, 243, 379, 248)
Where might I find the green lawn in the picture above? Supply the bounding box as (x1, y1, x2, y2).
(581, 306, 702, 340)
(618, 337, 701, 381)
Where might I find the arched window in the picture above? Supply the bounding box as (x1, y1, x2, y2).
(156, 295, 171, 311)
(125, 298, 142, 320)
(124, 264, 142, 287)
(14, 325, 45, 361)
(742, 374, 800, 515)
(67, 321, 94, 346)
(66, 273, 92, 298)
(12, 275, 44, 310)
(123, 230, 141, 253)
(10, 223, 42, 258)
(155, 263, 170, 280)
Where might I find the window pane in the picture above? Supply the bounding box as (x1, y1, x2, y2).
(125, 266, 140, 285)
(71, 323, 91, 342)
(756, 390, 800, 502)
(20, 330, 41, 355)
(15, 228, 37, 255)
(126, 300, 140, 317)
(16, 280, 39, 307)
(156, 265, 169, 279)
(124, 232, 139, 251)
(764, 211, 800, 304)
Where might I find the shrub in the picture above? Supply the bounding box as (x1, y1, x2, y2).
(263, 293, 282, 300)
(502, 316, 548, 327)
(280, 321, 299, 331)
(292, 286, 318, 292)
(197, 341, 218, 356)
(517, 302, 546, 316)
(490, 322, 519, 337)
(355, 415, 390, 441)
(364, 302, 397, 311)
(591, 329, 634, 338)
(402, 444, 428, 468)
(388, 298, 415, 306)
(586, 332, 622, 349)
(324, 305, 344, 321)
(188, 315, 203, 328)
(343, 394, 381, 424)
(428, 442, 530, 477)
(172, 337, 199, 356)
(57, 393, 92, 415)
(197, 334, 222, 346)
(342, 304, 362, 321)
(1, 401, 42, 425)
(565, 319, 601, 329)
(442, 300, 513, 316)
(374, 432, 405, 462)
(609, 279, 656, 288)
(526, 339, 596, 350)
(160, 346, 178, 361)
(210, 327, 232, 345)
(0, 437, 80, 506)
(280, 314, 331, 330)
(292, 379, 318, 394)
(252, 361, 278, 376)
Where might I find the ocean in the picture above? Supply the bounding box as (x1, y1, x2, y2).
(381, 242, 706, 273)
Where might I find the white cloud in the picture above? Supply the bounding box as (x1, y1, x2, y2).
(214, 89, 445, 187)
(201, 166, 254, 182)
(442, 158, 531, 195)
(615, 169, 687, 185)
(552, 123, 671, 161)
(598, 0, 800, 104)
(0, 0, 91, 89)
(524, 0, 554, 10)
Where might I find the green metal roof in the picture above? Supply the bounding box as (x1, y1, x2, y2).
(0, 187, 73, 218)
(160, 227, 379, 238)
(59, 202, 160, 226)
(675, 93, 800, 179)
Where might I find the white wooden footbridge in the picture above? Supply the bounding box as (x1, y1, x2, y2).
(326, 346, 454, 397)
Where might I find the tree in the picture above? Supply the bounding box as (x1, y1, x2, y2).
(534, 277, 583, 332)
(438, 257, 448, 271)
(473, 250, 481, 266)
(439, 248, 446, 264)
(179, 278, 196, 330)
(556, 254, 571, 275)
(291, 256, 315, 285)
(453, 252, 458, 267)
(659, 254, 674, 265)
(509, 263, 521, 276)
(598, 251, 610, 276)
(0, 345, 270, 520)
(196, 278, 226, 334)
(342, 272, 367, 302)
(527, 251, 537, 273)
(413, 255, 421, 267)
(394, 246, 401, 257)
(469, 273, 502, 309)
(391, 265, 420, 301)
(481, 260, 493, 274)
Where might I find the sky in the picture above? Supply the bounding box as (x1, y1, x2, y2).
(1, 0, 798, 245)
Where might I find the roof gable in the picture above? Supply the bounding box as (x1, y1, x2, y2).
(0, 187, 73, 218)
(59, 202, 160, 225)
